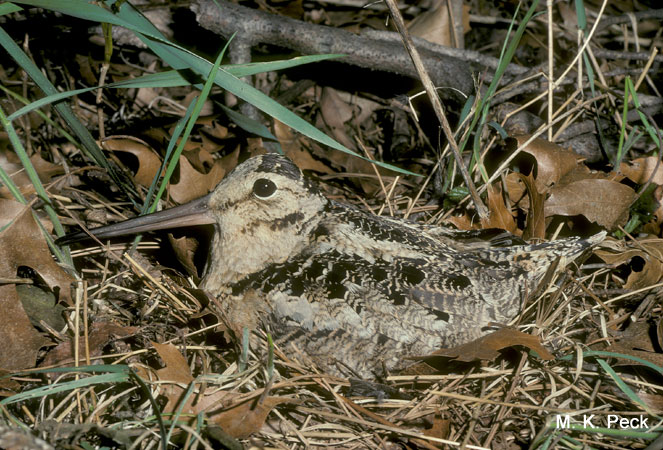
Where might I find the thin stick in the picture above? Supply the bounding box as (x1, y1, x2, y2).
(382, 0, 488, 219)
(547, 0, 554, 141)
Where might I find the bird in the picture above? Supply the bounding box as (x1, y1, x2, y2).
(58, 153, 605, 379)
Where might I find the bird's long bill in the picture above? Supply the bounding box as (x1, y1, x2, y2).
(57, 194, 215, 246)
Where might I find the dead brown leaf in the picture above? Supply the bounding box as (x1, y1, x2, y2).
(505, 172, 528, 206)
(634, 392, 663, 414)
(153, 341, 194, 384)
(0, 202, 74, 300)
(0, 368, 21, 392)
(0, 201, 74, 369)
(273, 120, 332, 174)
(509, 135, 581, 192)
(619, 320, 657, 353)
(589, 320, 663, 370)
(30, 153, 64, 183)
(643, 185, 663, 235)
(620, 156, 663, 185)
(41, 322, 138, 367)
(557, 163, 624, 185)
(0, 150, 64, 199)
(149, 342, 295, 438)
(167, 234, 199, 278)
(480, 184, 516, 233)
(318, 87, 356, 152)
(102, 137, 161, 187)
(595, 236, 663, 289)
(423, 414, 450, 440)
(169, 156, 225, 204)
(517, 173, 546, 240)
(545, 179, 634, 229)
(183, 91, 213, 116)
(431, 328, 554, 362)
(409, 0, 469, 48)
(0, 286, 49, 370)
(209, 396, 296, 439)
(200, 120, 229, 142)
(0, 149, 32, 198)
(445, 213, 478, 231)
(183, 148, 214, 173)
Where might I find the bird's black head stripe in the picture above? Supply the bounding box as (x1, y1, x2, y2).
(255, 154, 301, 181)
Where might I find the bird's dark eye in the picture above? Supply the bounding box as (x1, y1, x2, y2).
(253, 178, 277, 198)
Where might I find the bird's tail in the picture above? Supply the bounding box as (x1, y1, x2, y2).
(478, 231, 606, 278)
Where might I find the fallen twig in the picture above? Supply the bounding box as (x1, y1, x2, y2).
(190, 0, 529, 99)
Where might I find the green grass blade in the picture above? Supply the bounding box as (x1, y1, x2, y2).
(59, 0, 415, 174)
(0, 2, 21, 15)
(1, 371, 130, 406)
(464, 0, 540, 180)
(219, 103, 283, 153)
(574, 0, 587, 30)
(153, 38, 230, 204)
(129, 100, 196, 252)
(626, 77, 661, 147)
(560, 349, 663, 376)
(227, 54, 344, 77)
(145, 101, 196, 216)
(8, 54, 344, 120)
(14, 0, 416, 175)
(165, 382, 196, 445)
(0, 85, 79, 147)
(0, 159, 26, 204)
(0, 26, 107, 172)
(596, 358, 656, 417)
(0, 104, 71, 264)
(559, 423, 657, 440)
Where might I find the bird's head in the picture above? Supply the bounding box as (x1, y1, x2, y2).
(202, 153, 328, 290)
(57, 153, 328, 290)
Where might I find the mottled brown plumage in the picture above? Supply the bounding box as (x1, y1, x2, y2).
(59, 154, 605, 378)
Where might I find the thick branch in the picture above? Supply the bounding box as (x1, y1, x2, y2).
(191, 0, 519, 98)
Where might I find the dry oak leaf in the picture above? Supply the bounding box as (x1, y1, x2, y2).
(635, 392, 663, 414)
(480, 184, 517, 233)
(589, 320, 663, 370)
(517, 173, 546, 240)
(316, 87, 392, 194)
(0, 201, 74, 369)
(273, 120, 332, 174)
(612, 321, 663, 368)
(445, 212, 478, 231)
(423, 414, 451, 441)
(102, 137, 162, 187)
(508, 135, 581, 192)
(167, 234, 199, 279)
(620, 156, 663, 185)
(199, 120, 229, 142)
(0, 149, 32, 198)
(41, 322, 138, 368)
(431, 328, 554, 362)
(150, 342, 295, 438)
(595, 236, 663, 290)
(544, 179, 634, 229)
(209, 396, 296, 439)
(408, 0, 470, 48)
(30, 153, 64, 183)
(318, 87, 357, 151)
(153, 341, 194, 385)
(169, 155, 225, 204)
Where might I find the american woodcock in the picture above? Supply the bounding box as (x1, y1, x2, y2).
(59, 153, 605, 378)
